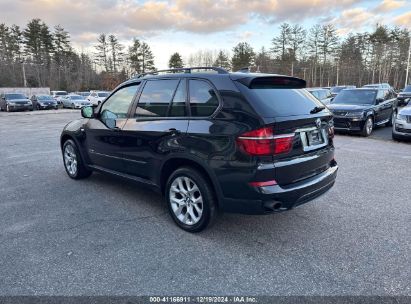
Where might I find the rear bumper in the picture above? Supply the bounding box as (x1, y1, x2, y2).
(220, 163, 338, 214)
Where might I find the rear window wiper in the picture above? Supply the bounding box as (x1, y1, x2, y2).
(310, 106, 325, 114)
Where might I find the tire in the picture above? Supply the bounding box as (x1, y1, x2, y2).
(361, 116, 373, 137)
(165, 167, 217, 233)
(36, 104, 40, 110)
(386, 110, 396, 127)
(62, 139, 92, 179)
(392, 132, 399, 141)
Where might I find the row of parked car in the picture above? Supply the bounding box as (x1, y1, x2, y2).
(0, 90, 110, 112)
(307, 83, 411, 141)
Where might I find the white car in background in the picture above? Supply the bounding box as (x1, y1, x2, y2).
(62, 94, 92, 109)
(50, 90, 68, 107)
(87, 91, 110, 106)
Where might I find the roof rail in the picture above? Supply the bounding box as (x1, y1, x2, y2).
(132, 67, 229, 79)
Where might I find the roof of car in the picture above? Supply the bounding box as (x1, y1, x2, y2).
(344, 88, 379, 91)
(307, 88, 327, 91)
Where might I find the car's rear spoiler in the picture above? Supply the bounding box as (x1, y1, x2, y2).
(230, 74, 306, 89)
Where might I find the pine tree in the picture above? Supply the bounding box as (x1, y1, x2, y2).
(271, 23, 291, 60)
(231, 42, 255, 71)
(140, 42, 155, 72)
(95, 33, 108, 71)
(169, 52, 183, 69)
(108, 34, 124, 73)
(213, 50, 231, 70)
(23, 19, 43, 63)
(128, 38, 156, 74)
(128, 38, 142, 73)
(53, 25, 71, 87)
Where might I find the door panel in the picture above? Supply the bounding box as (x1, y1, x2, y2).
(85, 118, 128, 171)
(121, 119, 189, 181)
(85, 84, 140, 172)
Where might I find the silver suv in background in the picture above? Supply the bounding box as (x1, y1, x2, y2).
(392, 105, 411, 141)
(87, 91, 109, 106)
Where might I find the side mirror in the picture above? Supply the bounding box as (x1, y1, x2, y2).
(376, 98, 384, 104)
(81, 106, 95, 118)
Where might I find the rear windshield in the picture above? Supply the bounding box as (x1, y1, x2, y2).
(332, 90, 376, 105)
(242, 87, 324, 117)
(403, 86, 411, 92)
(98, 92, 109, 97)
(55, 92, 67, 96)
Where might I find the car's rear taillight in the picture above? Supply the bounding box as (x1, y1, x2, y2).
(237, 127, 294, 156)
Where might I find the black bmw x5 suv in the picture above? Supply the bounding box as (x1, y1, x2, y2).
(60, 67, 338, 232)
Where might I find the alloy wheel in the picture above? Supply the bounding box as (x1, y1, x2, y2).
(64, 143, 78, 176)
(169, 176, 203, 225)
(366, 118, 373, 135)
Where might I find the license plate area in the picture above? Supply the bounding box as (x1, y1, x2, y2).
(299, 127, 328, 152)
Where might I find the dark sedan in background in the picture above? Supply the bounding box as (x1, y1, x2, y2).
(307, 88, 333, 105)
(397, 85, 411, 106)
(31, 94, 58, 110)
(0, 93, 33, 112)
(328, 88, 397, 136)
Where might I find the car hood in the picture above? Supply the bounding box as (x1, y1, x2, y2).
(399, 106, 411, 115)
(327, 104, 372, 112)
(7, 99, 30, 103)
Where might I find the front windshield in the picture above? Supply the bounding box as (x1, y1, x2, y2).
(5, 93, 26, 99)
(332, 90, 376, 105)
(403, 86, 411, 92)
(69, 96, 84, 100)
(38, 95, 53, 100)
(331, 87, 345, 93)
(98, 92, 109, 97)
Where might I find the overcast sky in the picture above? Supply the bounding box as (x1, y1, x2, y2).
(1, 0, 410, 68)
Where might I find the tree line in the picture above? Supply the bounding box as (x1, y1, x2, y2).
(0, 19, 410, 91)
(181, 23, 410, 89)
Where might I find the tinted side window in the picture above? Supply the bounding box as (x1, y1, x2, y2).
(136, 79, 179, 117)
(311, 91, 319, 99)
(100, 85, 139, 128)
(319, 90, 327, 100)
(325, 90, 332, 98)
(189, 80, 219, 117)
(169, 80, 187, 117)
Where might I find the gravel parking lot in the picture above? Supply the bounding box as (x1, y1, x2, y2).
(0, 110, 410, 296)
